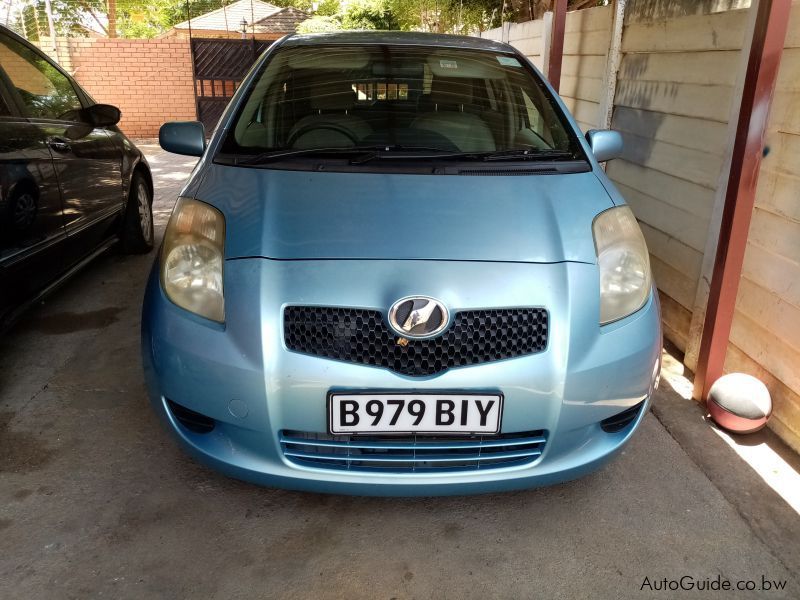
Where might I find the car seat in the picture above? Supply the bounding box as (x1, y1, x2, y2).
(287, 80, 372, 149)
(411, 77, 496, 152)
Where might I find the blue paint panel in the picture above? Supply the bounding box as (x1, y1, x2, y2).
(196, 166, 611, 264)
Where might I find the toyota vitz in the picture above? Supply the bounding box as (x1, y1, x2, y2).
(143, 32, 662, 495)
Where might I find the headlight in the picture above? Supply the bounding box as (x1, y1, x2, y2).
(160, 197, 225, 322)
(593, 205, 651, 324)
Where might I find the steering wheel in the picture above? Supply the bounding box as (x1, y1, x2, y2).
(287, 123, 359, 148)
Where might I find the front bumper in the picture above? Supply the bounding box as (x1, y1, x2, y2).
(142, 258, 662, 496)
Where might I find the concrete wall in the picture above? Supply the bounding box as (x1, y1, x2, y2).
(561, 5, 613, 132)
(39, 37, 196, 138)
(481, 20, 547, 71)
(482, 6, 613, 131)
(725, 3, 800, 452)
(624, 0, 751, 21)
(606, 8, 750, 354)
(507, 19, 547, 71)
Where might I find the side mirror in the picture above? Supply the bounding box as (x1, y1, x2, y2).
(585, 129, 623, 162)
(84, 103, 121, 127)
(159, 121, 206, 157)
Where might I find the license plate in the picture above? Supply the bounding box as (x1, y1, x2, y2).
(329, 392, 503, 435)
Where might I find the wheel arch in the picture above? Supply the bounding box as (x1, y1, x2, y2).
(7, 177, 40, 203)
(132, 160, 154, 204)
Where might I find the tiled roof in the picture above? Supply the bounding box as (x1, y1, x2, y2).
(173, 0, 282, 31)
(254, 7, 310, 33)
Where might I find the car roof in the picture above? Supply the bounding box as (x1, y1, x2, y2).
(282, 30, 514, 53)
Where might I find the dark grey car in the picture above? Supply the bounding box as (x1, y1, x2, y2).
(0, 25, 153, 328)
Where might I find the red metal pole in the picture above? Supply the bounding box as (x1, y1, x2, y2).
(693, 0, 791, 402)
(548, 0, 567, 93)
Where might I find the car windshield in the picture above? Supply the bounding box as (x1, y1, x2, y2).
(220, 43, 584, 162)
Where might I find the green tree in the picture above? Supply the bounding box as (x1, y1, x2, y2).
(296, 14, 341, 33)
(273, 0, 339, 16)
(17, 0, 321, 40)
(384, 0, 506, 34)
(296, 0, 400, 34)
(118, 0, 337, 38)
(15, 0, 606, 41)
(15, 0, 101, 39)
(340, 0, 399, 30)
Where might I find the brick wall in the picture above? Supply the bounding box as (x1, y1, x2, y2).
(45, 38, 197, 138)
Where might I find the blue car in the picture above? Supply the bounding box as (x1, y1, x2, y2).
(142, 32, 662, 496)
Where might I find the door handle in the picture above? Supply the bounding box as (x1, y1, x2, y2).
(47, 136, 72, 153)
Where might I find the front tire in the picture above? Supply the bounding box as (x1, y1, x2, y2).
(121, 172, 154, 254)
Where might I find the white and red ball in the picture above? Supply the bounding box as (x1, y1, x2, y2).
(707, 373, 772, 434)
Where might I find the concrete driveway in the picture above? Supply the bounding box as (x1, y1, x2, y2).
(0, 147, 796, 599)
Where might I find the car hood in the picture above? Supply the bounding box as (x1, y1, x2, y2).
(195, 164, 613, 264)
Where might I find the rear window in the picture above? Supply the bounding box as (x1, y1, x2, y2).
(221, 44, 583, 159)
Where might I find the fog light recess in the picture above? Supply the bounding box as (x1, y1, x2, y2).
(166, 399, 216, 434)
(600, 401, 646, 433)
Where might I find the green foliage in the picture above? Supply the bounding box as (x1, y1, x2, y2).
(13, 0, 605, 41)
(15, 0, 96, 39)
(295, 15, 341, 33)
(117, 0, 192, 38)
(314, 0, 342, 17)
(295, 0, 400, 34)
(114, 0, 336, 38)
(340, 0, 399, 30)
(382, 0, 507, 34)
(160, 0, 229, 30)
(272, 0, 339, 16)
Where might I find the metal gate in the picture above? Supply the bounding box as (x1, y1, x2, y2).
(190, 38, 272, 131)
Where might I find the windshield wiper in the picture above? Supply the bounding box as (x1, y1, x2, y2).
(347, 145, 472, 165)
(235, 146, 578, 166)
(479, 149, 577, 161)
(236, 147, 368, 165)
(352, 147, 579, 164)
(236, 145, 461, 165)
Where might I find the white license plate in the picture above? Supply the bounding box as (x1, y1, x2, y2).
(329, 392, 503, 435)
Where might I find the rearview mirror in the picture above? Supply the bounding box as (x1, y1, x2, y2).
(585, 129, 623, 162)
(159, 121, 206, 157)
(84, 103, 121, 127)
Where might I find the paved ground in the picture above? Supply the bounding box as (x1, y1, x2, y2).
(0, 147, 797, 599)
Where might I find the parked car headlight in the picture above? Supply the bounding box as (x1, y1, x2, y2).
(593, 206, 651, 324)
(161, 197, 225, 322)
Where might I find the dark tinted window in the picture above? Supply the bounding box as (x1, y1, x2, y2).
(0, 34, 82, 120)
(0, 91, 10, 116)
(224, 44, 581, 157)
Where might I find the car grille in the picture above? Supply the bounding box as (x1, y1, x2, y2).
(283, 306, 548, 376)
(279, 430, 548, 473)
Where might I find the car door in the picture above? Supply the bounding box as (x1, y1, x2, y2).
(0, 42, 67, 323)
(0, 31, 124, 262)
